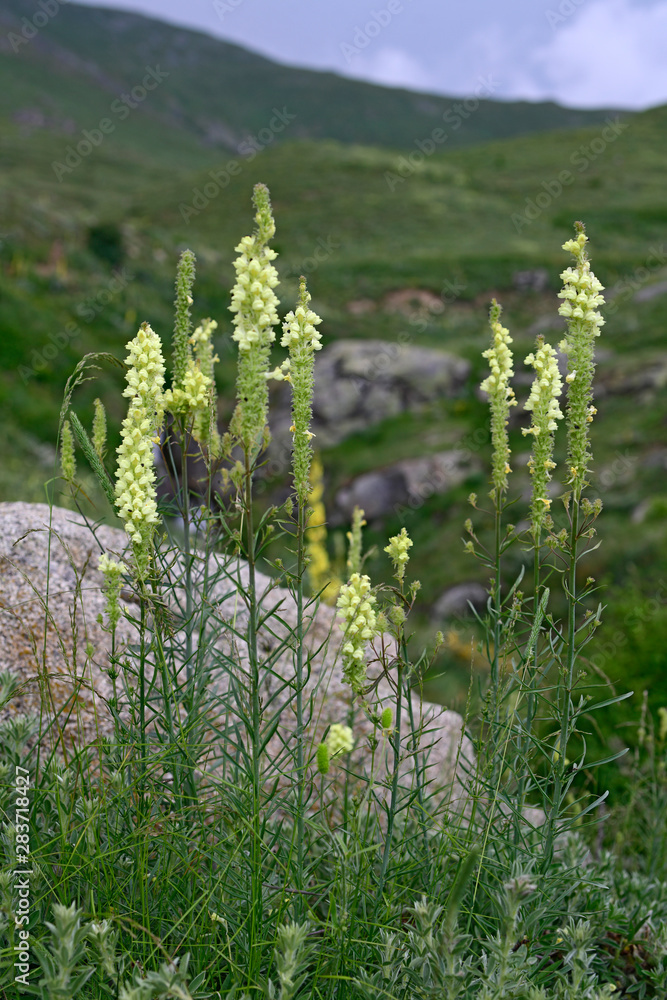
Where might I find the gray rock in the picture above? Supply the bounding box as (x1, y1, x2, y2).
(634, 279, 667, 303)
(270, 339, 470, 451)
(513, 269, 549, 293)
(334, 449, 481, 523)
(0, 502, 474, 813)
(432, 583, 489, 621)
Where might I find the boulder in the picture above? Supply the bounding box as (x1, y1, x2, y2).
(270, 339, 470, 452)
(432, 582, 489, 621)
(334, 449, 481, 523)
(0, 502, 474, 813)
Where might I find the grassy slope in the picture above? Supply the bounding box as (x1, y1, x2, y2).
(0, 0, 625, 160)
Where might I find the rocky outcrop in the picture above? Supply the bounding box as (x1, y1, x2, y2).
(432, 582, 489, 622)
(270, 339, 470, 453)
(0, 503, 474, 812)
(334, 449, 481, 523)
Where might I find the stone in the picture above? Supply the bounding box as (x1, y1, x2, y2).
(432, 583, 489, 621)
(513, 269, 549, 293)
(334, 449, 481, 523)
(269, 339, 470, 451)
(634, 280, 667, 303)
(0, 502, 474, 813)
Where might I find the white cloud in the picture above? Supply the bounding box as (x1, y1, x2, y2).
(342, 45, 435, 93)
(528, 0, 667, 108)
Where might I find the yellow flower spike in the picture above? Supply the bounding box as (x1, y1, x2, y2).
(480, 299, 517, 496)
(558, 223, 605, 494)
(337, 572, 377, 694)
(115, 322, 165, 578)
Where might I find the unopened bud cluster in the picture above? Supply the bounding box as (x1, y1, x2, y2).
(316, 723, 354, 775)
(281, 278, 323, 504)
(60, 419, 76, 483)
(98, 554, 124, 630)
(480, 299, 517, 494)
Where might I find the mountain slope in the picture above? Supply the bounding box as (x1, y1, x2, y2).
(0, 0, 627, 167)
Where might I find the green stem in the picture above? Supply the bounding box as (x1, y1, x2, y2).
(491, 495, 503, 735)
(294, 499, 306, 906)
(244, 450, 263, 987)
(544, 494, 579, 869)
(376, 650, 403, 906)
(514, 537, 540, 846)
(138, 584, 149, 958)
(405, 650, 429, 863)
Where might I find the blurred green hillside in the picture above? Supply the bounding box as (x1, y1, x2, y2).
(1, 0, 666, 784)
(0, 0, 621, 159)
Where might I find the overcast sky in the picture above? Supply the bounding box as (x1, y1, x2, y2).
(72, 0, 667, 110)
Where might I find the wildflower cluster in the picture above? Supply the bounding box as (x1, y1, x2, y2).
(384, 527, 413, 584)
(229, 183, 280, 451)
(336, 572, 377, 694)
(165, 251, 219, 446)
(522, 337, 564, 536)
(163, 361, 211, 415)
(115, 322, 165, 577)
(281, 278, 323, 504)
(557, 225, 605, 493)
(480, 299, 517, 494)
(98, 554, 123, 630)
(326, 723, 354, 757)
(190, 318, 221, 453)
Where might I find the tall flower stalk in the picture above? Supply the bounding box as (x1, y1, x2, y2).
(479, 300, 517, 734)
(227, 185, 280, 982)
(281, 276, 323, 899)
(544, 223, 605, 867)
(515, 337, 564, 840)
(376, 529, 414, 905)
(115, 321, 165, 580)
(229, 182, 280, 456)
